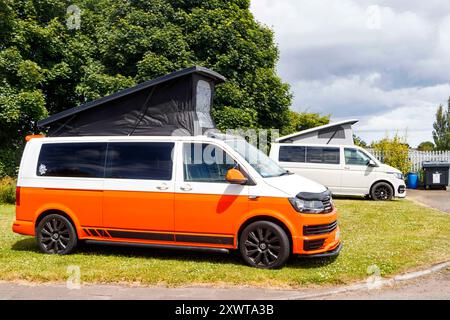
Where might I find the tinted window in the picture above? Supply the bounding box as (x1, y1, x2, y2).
(106, 142, 174, 180)
(279, 146, 306, 162)
(183, 143, 236, 182)
(345, 148, 371, 166)
(306, 147, 340, 164)
(318, 126, 345, 139)
(37, 143, 106, 178)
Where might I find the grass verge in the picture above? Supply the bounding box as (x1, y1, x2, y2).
(0, 199, 449, 288)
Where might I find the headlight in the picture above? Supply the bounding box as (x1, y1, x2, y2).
(288, 197, 325, 213)
(390, 172, 404, 180)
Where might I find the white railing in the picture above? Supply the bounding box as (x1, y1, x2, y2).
(368, 149, 450, 172)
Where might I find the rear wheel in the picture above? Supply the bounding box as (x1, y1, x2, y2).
(239, 221, 290, 269)
(371, 182, 394, 201)
(36, 214, 77, 254)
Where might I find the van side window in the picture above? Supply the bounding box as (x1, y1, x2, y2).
(344, 148, 371, 166)
(306, 147, 340, 164)
(106, 142, 174, 180)
(183, 143, 236, 182)
(37, 143, 106, 178)
(279, 146, 306, 162)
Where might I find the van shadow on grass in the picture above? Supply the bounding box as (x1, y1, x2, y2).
(332, 195, 370, 201)
(11, 238, 338, 269)
(11, 238, 40, 253)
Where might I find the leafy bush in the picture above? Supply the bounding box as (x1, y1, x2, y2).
(212, 106, 258, 131)
(0, 148, 21, 177)
(371, 133, 412, 174)
(0, 177, 16, 204)
(283, 111, 329, 135)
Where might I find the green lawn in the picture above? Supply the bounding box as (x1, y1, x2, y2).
(0, 199, 449, 288)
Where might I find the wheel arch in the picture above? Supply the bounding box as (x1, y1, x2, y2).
(370, 180, 395, 196)
(237, 215, 294, 254)
(35, 208, 79, 235)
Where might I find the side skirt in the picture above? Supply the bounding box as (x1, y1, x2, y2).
(84, 239, 230, 254)
(82, 227, 235, 247)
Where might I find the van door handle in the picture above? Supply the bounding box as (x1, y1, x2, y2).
(344, 166, 350, 170)
(180, 184, 192, 191)
(156, 183, 169, 191)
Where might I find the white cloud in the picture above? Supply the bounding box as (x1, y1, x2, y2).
(250, 0, 450, 147)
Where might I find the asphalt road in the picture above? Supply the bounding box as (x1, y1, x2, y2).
(406, 189, 450, 213)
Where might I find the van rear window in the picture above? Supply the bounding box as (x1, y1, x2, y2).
(306, 147, 340, 164)
(279, 146, 340, 164)
(279, 146, 306, 162)
(37, 143, 107, 178)
(106, 142, 174, 180)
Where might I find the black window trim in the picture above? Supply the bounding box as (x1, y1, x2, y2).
(305, 146, 340, 165)
(36, 141, 176, 181)
(105, 141, 175, 181)
(36, 142, 108, 179)
(278, 145, 341, 165)
(182, 141, 254, 185)
(278, 145, 306, 163)
(344, 147, 373, 166)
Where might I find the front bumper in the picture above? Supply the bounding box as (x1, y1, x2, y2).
(396, 184, 406, 198)
(297, 241, 343, 258)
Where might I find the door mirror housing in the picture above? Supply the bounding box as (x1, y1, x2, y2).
(226, 168, 248, 185)
(367, 159, 377, 167)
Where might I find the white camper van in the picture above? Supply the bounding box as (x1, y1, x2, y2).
(270, 120, 406, 200)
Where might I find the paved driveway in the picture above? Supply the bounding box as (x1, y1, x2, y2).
(407, 189, 450, 213)
(1, 269, 448, 300)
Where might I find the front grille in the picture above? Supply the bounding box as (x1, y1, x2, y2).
(322, 196, 333, 213)
(303, 220, 338, 236)
(303, 239, 325, 251)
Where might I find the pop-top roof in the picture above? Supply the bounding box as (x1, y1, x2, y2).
(38, 66, 226, 137)
(276, 119, 359, 143)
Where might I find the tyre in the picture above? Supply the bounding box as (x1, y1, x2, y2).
(371, 182, 394, 201)
(239, 221, 290, 269)
(36, 214, 78, 254)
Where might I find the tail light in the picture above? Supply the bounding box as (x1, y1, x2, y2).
(16, 187, 21, 206)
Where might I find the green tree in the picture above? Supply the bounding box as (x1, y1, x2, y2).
(353, 134, 367, 148)
(417, 141, 435, 151)
(283, 110, 330, 135)
(432, 99, 450, 150)
(371, 133, 411, 174)
(0, 0, 292, 176)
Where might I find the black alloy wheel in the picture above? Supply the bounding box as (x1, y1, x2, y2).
(36, 214, 77, 254)
(371, 182, 394, 201)
(239, 221, 290, 269)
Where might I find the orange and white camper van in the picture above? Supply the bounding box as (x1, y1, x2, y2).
(13, 133, 341, 268)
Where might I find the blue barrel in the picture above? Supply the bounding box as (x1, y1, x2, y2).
(407, 172, 419, 189)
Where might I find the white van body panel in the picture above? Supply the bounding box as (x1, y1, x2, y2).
(264, 173, 328, 197)
(18, 136, 308, 200)
(269, 143, 406, 198)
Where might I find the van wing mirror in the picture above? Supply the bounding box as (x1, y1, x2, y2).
(367, 159, 377, 167)
(226, 168, 248, 185)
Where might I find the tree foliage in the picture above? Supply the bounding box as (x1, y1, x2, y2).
(283, 110, 330, 135)
(417, 141, 435, 151)
(0, 0, 292, 176)
(353, 134, 367, 148)
(371, 133, 411, 174)
(432, 98, 450, 150)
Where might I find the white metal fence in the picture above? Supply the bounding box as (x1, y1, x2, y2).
(368, 150, 450, 172)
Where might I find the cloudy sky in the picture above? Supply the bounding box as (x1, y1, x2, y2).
(250, 0, 450, 147)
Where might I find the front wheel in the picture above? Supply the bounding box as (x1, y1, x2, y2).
(239, 221, 290, 269)
(36, 214, 78, 254)
(371, 182, 394, 201)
